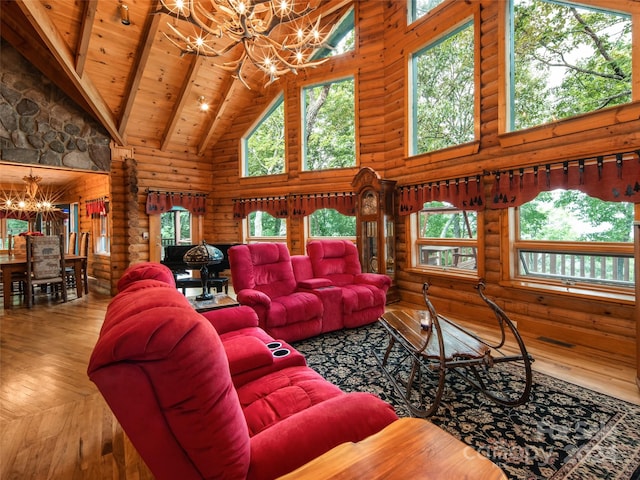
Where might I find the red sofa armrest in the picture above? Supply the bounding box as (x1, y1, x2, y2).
(201, 306, 259, 335)
(355, 273, 391, 290)
(297, 278, 333, 290)
(224, 336, 274, 376)
(237, 289, 272, 308)
(247, 392, 398, 480)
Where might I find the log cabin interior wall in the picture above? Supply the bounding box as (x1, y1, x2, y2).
(0, 0, 637, 370)
(206, 0, 639, 367)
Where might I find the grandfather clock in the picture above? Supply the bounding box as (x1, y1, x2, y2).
(352, 167, 398, 303)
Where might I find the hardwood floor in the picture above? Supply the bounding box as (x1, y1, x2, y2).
(1, 291, 638, 479)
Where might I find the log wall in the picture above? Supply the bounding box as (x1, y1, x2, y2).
(85, 1, 639, 365)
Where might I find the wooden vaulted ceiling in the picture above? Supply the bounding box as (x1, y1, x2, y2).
(0, 0, 351, 157)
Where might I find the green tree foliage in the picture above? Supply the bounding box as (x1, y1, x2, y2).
(248, 211, 286, 237)
(420, 202, 477, 238)
(7, 219, 28, 235)
(414, 22, 474, 154)
(309, 209, 355, 237)
(160, 210, 191, 244)
(304, 78, 355, 170)
(512, 0, 631, 130)
(246, 99, 285, 176)
(520, 190, 633, 242)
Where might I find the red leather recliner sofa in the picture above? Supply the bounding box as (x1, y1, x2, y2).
(229, 241, 391, 342)
(88, 262, 398, 480)
(228, 243, 325, 342)
(305, 239, 391, 329)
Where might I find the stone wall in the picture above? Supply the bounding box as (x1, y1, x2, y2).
(0, 39, 111, 172)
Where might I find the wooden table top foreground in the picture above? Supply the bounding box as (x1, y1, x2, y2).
(278, 417, 507, 480)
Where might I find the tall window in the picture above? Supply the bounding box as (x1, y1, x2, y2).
(515, 190, 634, 290)
(302, 77, 355, 171)
(307, 209, 356, 240)
(413, 202, 478, 273)
(245, 211, 287, 243)
(410, 20, 475, 155)
(243, 95, 285, 177)
(509, 0, 632, 131)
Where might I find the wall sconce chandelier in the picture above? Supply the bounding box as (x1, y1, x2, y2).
(0, 173, 66, 221)
(158, 0, 333, 88)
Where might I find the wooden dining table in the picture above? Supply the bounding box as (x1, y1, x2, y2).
(0, 253, 87, 309)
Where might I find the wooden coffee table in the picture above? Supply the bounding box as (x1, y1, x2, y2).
(187, 293, 239, 313)
(278, 417, 506, 479)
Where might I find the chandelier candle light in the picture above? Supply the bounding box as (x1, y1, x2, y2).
(158, 0, 333, 88)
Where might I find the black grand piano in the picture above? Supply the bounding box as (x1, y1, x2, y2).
(160, 243, 238, 295)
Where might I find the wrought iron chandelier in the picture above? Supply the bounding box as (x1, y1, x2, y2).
(158, 0, 332, 88)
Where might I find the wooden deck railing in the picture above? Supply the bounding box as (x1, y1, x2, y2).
(518, 250, 635, 287)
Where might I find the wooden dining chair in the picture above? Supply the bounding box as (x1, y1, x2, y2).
(26, 234, 67, 308)
(65, 232, 90, 292)
(9, 235, 27, 255)
(6, 235, 28, 298)
(79, 232, 90, 293)
(65, 232, 78, 287)
(67, 232, 77, 255)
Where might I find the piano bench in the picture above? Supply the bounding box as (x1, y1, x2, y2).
(175, 276, 229, 295)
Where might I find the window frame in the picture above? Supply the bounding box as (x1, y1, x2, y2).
(92, 212, 110, 256)
(301, 75, 357, 172)
(243, 211, 287, 244)
(160, 208, 192, 255)
(409, 18, 477, 157)
(241, 93, 286, 178)
(406, 205, 484, 280)
(405, 4, 481, 166)
(504, 204, 636, 301)
(497, 0, 639, 147)
(312, 6, 355, 59)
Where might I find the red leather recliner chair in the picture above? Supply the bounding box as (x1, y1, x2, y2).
(88, 262, 398, 480)
(306, 240, 391, 328)
(228, 243, 324, 342)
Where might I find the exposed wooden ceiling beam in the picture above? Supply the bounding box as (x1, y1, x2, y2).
(75, 0, 97, 77)
(118, 10, 162, 141)
(0, 2, 93, 116)
(198, 76, 235, 156)
(161, 56, 205, 151)
(15, 0, 124, 145)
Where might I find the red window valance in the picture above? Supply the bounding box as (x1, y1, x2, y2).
(398, 176, 485, 216)
(146, 190, 207, 216)
(233, 196, 288, 219)
(86, 197, 109, 218)
(290, 193, 356, 218)
(490, 152, 640, 208)
(233, 192, 357, 219)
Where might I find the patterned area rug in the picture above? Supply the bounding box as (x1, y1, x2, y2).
(292, 322, 640, 480)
